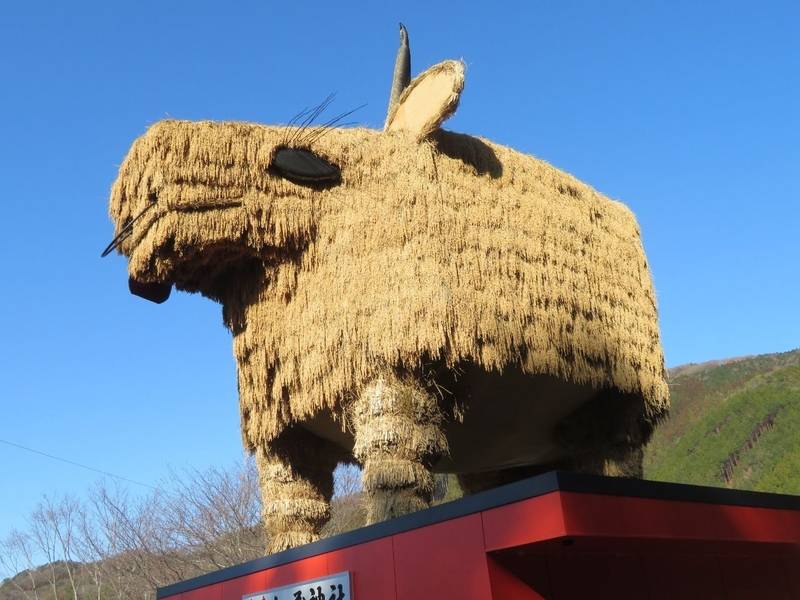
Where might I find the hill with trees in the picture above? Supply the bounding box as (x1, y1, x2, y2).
(644, 348, 800, 493)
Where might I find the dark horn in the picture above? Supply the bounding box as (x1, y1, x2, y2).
(385, 23, 411, 126)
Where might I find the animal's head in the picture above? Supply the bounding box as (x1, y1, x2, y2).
(104, 25, 465, 304)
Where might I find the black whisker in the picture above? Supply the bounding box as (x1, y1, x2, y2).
(287, 106, 312, 127)
(313, 120, 360, 132)
(100, 202, 156, 258)
(289, 94, 333, 142)
(308, 104, 366, 135)
(289, 93, 336, 144)
(282, 105, 313, 145)
(300, 104, 367, 146)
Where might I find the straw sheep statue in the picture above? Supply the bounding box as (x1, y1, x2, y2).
(104, 25, 669, 553)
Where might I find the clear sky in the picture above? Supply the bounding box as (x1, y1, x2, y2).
(1, 1, 798, 550)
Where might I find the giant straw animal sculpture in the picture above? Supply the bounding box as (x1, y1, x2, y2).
(104, 25, 669, 553)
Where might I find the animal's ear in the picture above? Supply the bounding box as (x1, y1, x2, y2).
(384, 60, 465, 141)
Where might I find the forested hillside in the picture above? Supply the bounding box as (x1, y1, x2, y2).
(644, 349, 800, 493)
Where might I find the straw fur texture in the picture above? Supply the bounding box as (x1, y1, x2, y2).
(108, 118, 668, 455)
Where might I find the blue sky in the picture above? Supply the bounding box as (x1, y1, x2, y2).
(1, 1, 798, 551)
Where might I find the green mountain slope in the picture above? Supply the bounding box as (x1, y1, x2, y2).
(644, 348, 800, 493)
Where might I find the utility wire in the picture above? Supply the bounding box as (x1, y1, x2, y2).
(0, 437, 159, 491)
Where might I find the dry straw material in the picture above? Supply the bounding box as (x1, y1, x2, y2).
(385, 60, 464, 139)
(108, 53, 669, 496)
(108, 114, 668, 455)
(255, 430, 342, 552)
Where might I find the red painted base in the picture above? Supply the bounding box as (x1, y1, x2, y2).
(159, 474, 800, 600)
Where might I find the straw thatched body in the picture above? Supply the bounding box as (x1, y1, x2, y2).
(105, 30, 668, 553)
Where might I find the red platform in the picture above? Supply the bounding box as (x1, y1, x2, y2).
(158, 472, 800, 600)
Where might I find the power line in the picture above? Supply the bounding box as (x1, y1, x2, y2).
(0, 437, 159, 491)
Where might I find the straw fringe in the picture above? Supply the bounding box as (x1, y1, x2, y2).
(362, 460, 433, 492)
(354, 419, 448, 458)
(109, 119, 669, 456)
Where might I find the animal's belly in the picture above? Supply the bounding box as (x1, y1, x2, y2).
(432, 369, 597, 473)
(301, 368, 599, 474)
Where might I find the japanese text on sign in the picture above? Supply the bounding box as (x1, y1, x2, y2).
(242, 572, 351, 600)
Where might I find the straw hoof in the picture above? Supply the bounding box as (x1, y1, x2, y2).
(567, 445, 644, 478)
(367, 488, 430, 522)
(267, 530, 320, 554)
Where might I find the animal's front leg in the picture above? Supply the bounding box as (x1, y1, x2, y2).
(255, 430, 339, 553)
(353, 373, 447, 524)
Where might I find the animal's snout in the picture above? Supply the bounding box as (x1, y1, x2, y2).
(128, 277, 172, 304)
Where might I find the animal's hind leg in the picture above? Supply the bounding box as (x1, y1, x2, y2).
(457, 445, 643, 497)
(255, 428, 341, 554)
(556, 390, 648, 479)
(457, 464, 555, 495)
(571, 445, 644, 478)
(353, 373, 447, 524)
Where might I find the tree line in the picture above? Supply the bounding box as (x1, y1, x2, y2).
(0, 461, 364, 600)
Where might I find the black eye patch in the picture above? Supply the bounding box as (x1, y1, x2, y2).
(270, 147, 341, 187)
